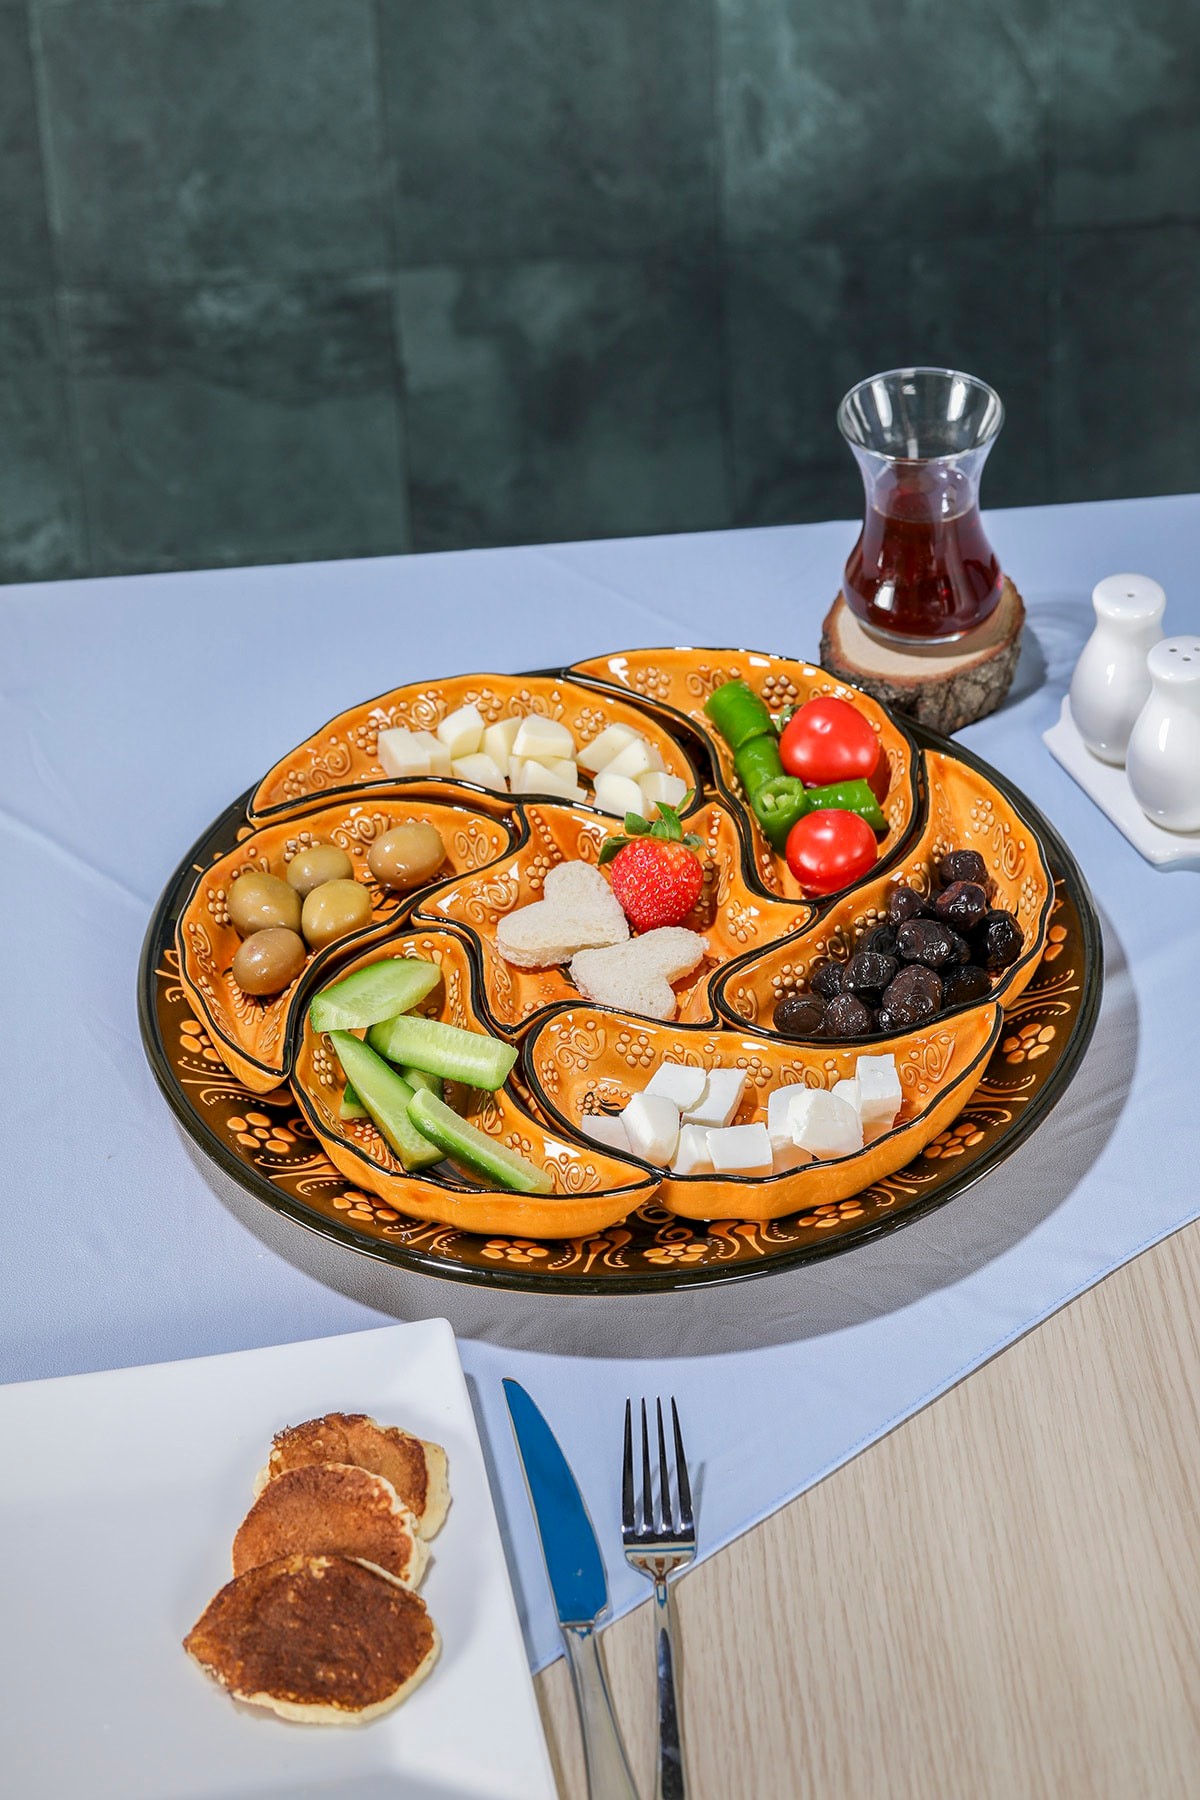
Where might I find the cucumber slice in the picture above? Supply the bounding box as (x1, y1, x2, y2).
(309, 958, 441, 1034)
(328, 1032, 443, 1170)
(339, 1081, 368, 1120)
(400, 1065, 444, 1102)
(367, 1015, 517, 1090)
(407, 1088, 553, 1195)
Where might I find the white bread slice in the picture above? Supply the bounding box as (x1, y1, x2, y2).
(569, 928, 708, 1020)
(496, 861, 629, 969)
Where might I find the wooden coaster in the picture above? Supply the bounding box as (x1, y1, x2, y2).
(820, 576, 1026, 736)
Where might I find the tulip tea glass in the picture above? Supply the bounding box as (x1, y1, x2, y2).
(839, 368, 1005, 644)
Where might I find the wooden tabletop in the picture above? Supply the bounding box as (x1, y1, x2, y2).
(534, 1222, 1200, 1798)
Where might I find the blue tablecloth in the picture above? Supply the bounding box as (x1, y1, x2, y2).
(3, 495, 1198, 1672)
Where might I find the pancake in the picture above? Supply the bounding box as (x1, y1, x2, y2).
(232, 1462, 428, 1589)
(184, 1553, 439, 1724)
(257, 1413, 450, 1539)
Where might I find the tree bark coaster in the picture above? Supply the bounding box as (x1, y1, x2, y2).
(820, 578, 1026, 736)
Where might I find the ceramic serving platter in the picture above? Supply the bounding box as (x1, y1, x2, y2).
(139, 651, 1102, 1294)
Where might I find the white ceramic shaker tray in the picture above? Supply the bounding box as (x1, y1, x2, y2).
(1044, 695, 1200, 871)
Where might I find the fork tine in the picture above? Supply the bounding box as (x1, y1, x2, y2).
(656, 1398, 674, 1533)
(640, 1399, 655, 1531)
(621, 1399, 635, 1531)
(671, 1398, 693, 1531)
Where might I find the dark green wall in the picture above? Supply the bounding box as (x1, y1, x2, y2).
(2, 0, 1198, 582)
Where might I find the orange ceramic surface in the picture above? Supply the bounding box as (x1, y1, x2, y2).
(569, 646, 921, 899)
(248, 673, 702, 823)
(177, 794, 517, 1094)
(713, 750, 1053, 1035)
(292, 928, 660, 1237)
(415, 800, 815, 1034)
(523, 1004, 1002, 1222)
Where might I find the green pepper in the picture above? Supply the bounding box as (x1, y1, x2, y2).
(704, 679, 775, 751)
(802, 778, 887, 833)
(754, 775, 809, 850)
(734, 732, 783, 802)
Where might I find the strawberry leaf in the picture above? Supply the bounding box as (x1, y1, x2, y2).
(597, 837, 626, 865)
(622, 811, 651, 835)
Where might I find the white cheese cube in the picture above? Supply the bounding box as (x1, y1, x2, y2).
(482, 718, 521, 773)
(767, 1083, 810, 1149)
(706, 1123, 773, 1176)
(512, 716, 576, 762)
(855, 1054, 903, 1133)
(832, 1076, 862, 1121)
(451, 752, 508, 791)
(788, 1089, 863, 1160)
(592, 771, 646, 817)
(578, 723, 638, 774)
(644, 1062, 709, 1112)
(602, 737, 654, 781)
(412, 730, 452, 776)
(620, 1093, 680, 1167)
(436, 702, 485, 759)
(671, 1123, 713, 1176)
(378, 727, 432, 778)
(509, 758, 580, 799)
(529, 755, 579, 783)
(581, 1113, 630, 1154)
(683, 1069, 746, 1129)
(771, 1139, 814, 1174)
(640, 771, 689, 812)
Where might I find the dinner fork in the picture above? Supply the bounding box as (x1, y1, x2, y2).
(622, 1398, 696, 1800)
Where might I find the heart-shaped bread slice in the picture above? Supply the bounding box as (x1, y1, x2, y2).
(570, 928, 709, 1021)
(497, 860, 629, 968)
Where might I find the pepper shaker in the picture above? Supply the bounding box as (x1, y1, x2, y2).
(1126, 637, 1200, 833)
(1069, 573, 1165, 764)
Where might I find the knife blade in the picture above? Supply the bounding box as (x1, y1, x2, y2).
(504, 1379, 639, 1800)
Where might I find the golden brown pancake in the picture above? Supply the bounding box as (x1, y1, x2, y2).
(257, 1413, 450, 1539)
(232, 1462, 428, 1588)
(184, 1554, 439, 1724)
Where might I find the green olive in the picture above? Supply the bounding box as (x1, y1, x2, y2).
(228, 870, 302, 936)
(367, 823, 447, 891)
(231, 927, 308, 997)
(301, 878, 373, 950)
(285, 841, 354, 896)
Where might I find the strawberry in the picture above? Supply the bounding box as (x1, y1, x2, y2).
(599, 797, 704, 933)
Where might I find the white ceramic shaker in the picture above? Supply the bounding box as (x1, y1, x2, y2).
(1126, 636, 1200, 833)
(1069, 573, 1165, 764)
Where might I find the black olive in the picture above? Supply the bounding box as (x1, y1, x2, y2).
(844, 950, 898, 1002)
(942, 963, 993, 1007)
(896, 918, 964, 969)
(934, 880, 989, 931)
(773, 992, 826, 1037)
(811, 961, 844, 1000)
(886, 884, 929, 925)
(821, 993, 875, 1038)
(938, 849, 989, 888)
(977, 908, 1024, 972)
(861, 923, 899, 958)
(879, 964, 943, 1027)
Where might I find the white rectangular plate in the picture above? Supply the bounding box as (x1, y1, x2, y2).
(0, 1321, 557, 1800)
(1044, 695, 1200, 871)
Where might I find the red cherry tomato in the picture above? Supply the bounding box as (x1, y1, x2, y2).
(785, 809, 878, 896)
(779, 697, 881, 790)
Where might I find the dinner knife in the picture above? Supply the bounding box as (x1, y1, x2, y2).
(504, 1379, 640, 1800)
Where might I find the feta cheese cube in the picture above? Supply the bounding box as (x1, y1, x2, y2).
(581, 1113, 630, 1154)
(412, 730, 452, 776)
(767, 1083, 810, 1149)
(620, 1093, 680, 1167)
(592, 771, 646, 818)
(436, 702, 485, 760)
(706, 1123, 773, 1176)
(639, 771, 689, 813)
(378, 727, 433, 778)
(451, 752, 508, 791)
(855, 1054, 903, 1133)
(671, 1123, 713, 1176)
(529, 755, 579, 783)
(482, 718, 521, 773)
(788, 1089, 863, 1160)
(683, 1069, 746, 1128)
(644, 1061, 709, 1112)
(509, 758, 580, 799)
(512, 716, 576, 762)
(832, 1076, 862, 1121)
(578, 723, 638, 774)
(602, 737, 654, 781)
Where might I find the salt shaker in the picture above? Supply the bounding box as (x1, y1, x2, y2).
(1126, 637, 1200, 833)
(1069, 573, 1165, 764)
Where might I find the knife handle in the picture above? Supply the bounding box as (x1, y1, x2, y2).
(563, 1623, 640, 1800)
